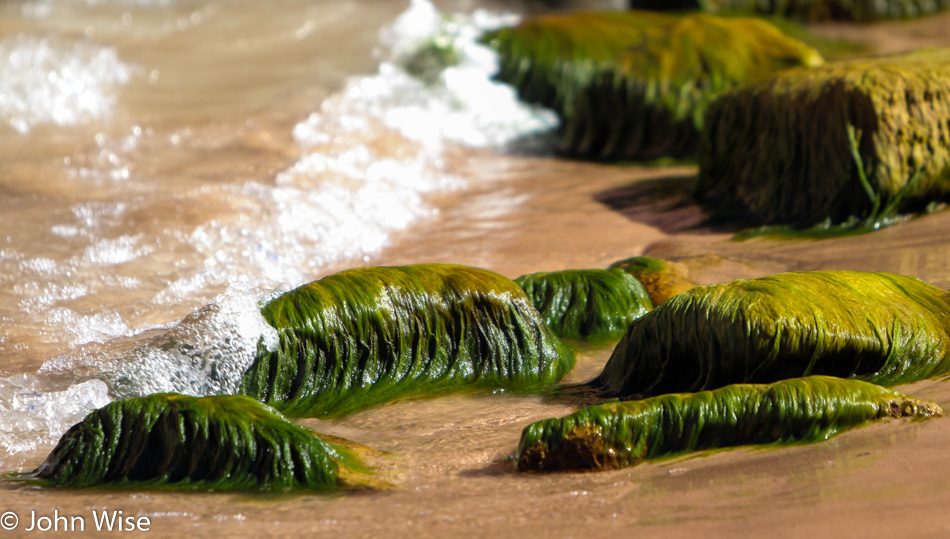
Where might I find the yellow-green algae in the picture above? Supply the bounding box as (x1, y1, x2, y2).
(592, 271, 950, 399)
(608, 256, 696, 305)
(516, 376, 941, 471)
(31, 394, 370, 491)
(482, 10, 821, 160)
(628, 0, 950, 21)
(515, 268, 653, 341)
(240, 264, 575, 418)
(696, 49, 950, 228)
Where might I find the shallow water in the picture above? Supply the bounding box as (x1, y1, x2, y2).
(2, 1, 950, 537)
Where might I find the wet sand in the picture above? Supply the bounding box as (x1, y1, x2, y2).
(6, 155, 950, 537)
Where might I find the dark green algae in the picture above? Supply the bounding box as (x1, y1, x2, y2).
(240, 264, 575, 418)
(515, 268, 652, 341)
(628, 0, 950, 21)
(592, 271, 950, 399)
(516, 376, 942, 471)
(482, 10, 821, 160)
(696, 49, 950, 229)
(30, 394, 370, 491)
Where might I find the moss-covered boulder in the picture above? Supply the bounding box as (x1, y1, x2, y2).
(515, 268, 653, 341)
(696, 49, 950, 228)
(517, 376, 942, 471)
(482, 10, 822, 160)
(628, 0, 950, 21)
(592, 271, 950, 398)
(607, 256, 695, 304)
(240, 264, 575, 417)
(33, 394, 370, 491)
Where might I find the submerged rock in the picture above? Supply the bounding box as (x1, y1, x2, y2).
(517, 376, 942, 471)
(482, 10, 821, 160)
(515, 268, 653, 341)
(240, 264, 575, 417)
(697, 49, 950, 229)
(607, 256, 695, 305)
(33, 394, 370, 491)
(593, 271, 950, 398)
(628, 0, 950, 21)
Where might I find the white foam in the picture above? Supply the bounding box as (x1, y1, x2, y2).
(0, 374, 111, 466)
(45, 308, 131, 347)
(295, 0, 556, 150)
(43, 282, 280, 399)
(0, 34, 133, 133)
(153, 0, 554, 303)
(0, 1, 556, 463)
(10, 200, 149, 349)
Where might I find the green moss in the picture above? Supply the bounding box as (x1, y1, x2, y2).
(593, 271, 950, 398)
(240, 264, 575, 417)
(482, 10, 821, 160)
(517, 376, 941, 471)
(515, 268, 653, 341)
(607, 256, 696, 304)
(696, 49, 950, 228)
(399, 37, 461, 85)
(31, 394, 369, 491)
(628, 0, 950, 21)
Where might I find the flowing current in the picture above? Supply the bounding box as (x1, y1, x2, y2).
(0, 0, 557, 468)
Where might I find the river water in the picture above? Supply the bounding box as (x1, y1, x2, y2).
(2, 0, 950, 536)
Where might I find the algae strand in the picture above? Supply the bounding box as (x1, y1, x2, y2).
(696, 49, 950, 228)
(483, 10, 821, 160)
(517, 376, 942, 471)
(592, 271, 950, 399)
(629, 0, 950, 22)
(33, 394, 371, 491)
(240, 264, 574, 418)
(515, 268, 652, 341)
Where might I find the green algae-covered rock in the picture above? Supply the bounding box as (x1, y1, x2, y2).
(629, 0, 950, 21)
(607, 256, 696, 305)
(483, 10, 822, 160)
(697, 49, 950, 228)
(515, 268, 653, 341)
(240, 264, 575, 417)
(592, 271, 950, 399)
(34, 394, 369, 491)
(517, 376, 942, 471)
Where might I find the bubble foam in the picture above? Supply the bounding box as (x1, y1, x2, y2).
(0, 34, 133, 133)
(0, 374, 111, 467)
(43, 282, 280, 399)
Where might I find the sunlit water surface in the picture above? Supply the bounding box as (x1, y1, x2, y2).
(0, 0, 558, 463)
(3, 1, 950, 536)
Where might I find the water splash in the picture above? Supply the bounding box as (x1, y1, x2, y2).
(0, 34, 133, 133)
(0, 374, 110, 468)
(159, 0, 556, 300)
(0, 0, 556, 463)
(42, 283, 280, 399)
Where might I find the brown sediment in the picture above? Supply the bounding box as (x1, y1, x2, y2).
(607, 256, 696, 304)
